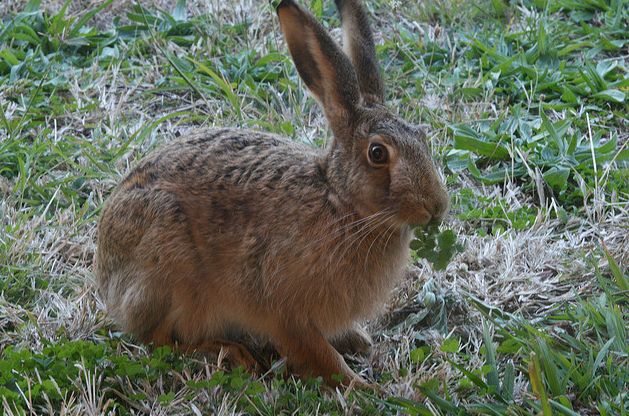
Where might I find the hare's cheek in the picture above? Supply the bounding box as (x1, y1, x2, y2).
(358, 186, 392, 218)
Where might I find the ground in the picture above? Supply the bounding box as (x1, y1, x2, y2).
(0, 0, 627, 415)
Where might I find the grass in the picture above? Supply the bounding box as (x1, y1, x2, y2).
(0, 0, 627, 414)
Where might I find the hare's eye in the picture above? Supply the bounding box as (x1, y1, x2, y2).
(368, 143, 388, 165)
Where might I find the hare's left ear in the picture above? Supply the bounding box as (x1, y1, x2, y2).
(334, 0, 384, 104)
(276, 0, 362, 136)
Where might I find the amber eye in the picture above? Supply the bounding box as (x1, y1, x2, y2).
(368, 143, 388, 165)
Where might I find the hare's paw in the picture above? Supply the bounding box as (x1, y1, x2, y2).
(348, 377, 385, 394)
(181, 340, 260, 373)
(330, 325, 373, 357)
(217, 341, 260, 373)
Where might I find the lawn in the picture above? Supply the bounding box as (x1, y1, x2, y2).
(0, 0, 627, 414)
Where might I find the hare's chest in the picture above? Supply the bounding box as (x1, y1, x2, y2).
(349, 241, 409, 308)
(312, 231, 411, 333)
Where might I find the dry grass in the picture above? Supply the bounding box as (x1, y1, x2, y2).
(1, 0, 627, 414)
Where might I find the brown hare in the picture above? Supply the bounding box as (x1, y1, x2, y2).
(95, 0, 449, 387)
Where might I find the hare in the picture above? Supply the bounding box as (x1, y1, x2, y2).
(95, 0, 448, 387)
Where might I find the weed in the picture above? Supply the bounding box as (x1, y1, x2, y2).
(0, 0, 626, 414)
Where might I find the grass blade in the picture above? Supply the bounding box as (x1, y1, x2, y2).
(482, 320, 500, 393)
(601, 243, 628, 291)
(188, 57, 241, 119)
(69, 0, 114, 37)
(529, 352, 553, 416)
(501, 360, 515, 402)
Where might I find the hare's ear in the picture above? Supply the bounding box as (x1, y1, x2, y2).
(276, 0, 361, 134)
(334, 0, 384, 104)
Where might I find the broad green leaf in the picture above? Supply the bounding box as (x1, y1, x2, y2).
(543, 166, 570, 191)
(312, 0, 323, 18)
(437, 229, 456, 247)
(0, 49, 20, 66)
(24, 0, 41, 12)
(158, 391, 176, 405)
(455, 87, 484, 99)
(561, 87, 578, 104)
(595, 136, 617, 155)
(596, 60, 617, 78)
(410, 348, 425, 364)
(172, 0, 187, 21)
(440, 337, 460, 353)
(451, 125, 510, 160)
(593, 89, 625, 103)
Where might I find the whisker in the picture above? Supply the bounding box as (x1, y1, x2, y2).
(329, 210, 395, 273)
(363, 216, 397, 272)
(328, 210, 390, 257)
(259, 208, 398, 297)
(295, 209, 390, 256)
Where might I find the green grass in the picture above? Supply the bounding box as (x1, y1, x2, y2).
(1, 0, 627, 414)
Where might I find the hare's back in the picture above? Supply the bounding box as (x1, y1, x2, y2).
(117, 128, 315, 192)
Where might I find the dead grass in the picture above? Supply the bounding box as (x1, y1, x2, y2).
(1, 0, 627, 414)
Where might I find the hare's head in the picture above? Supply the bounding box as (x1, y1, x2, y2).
(277, 0, 448, 226)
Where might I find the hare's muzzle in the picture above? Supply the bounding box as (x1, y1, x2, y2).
(405, 186, 449, 227)
(429, 186, 450, 222)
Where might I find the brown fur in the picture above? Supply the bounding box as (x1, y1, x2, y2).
(95, 0, 448, 387)
(335, 0, 385, 104)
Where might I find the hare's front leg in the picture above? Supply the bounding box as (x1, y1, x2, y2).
(271, 323, 366, 386)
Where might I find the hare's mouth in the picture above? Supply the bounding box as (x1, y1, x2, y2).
(398, 204, 437, 228)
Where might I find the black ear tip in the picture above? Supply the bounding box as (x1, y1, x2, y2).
(274, 0, 294, 11)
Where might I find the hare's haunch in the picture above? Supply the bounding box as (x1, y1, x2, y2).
(95, 0, 448, 387)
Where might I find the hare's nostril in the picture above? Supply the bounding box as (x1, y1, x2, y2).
(430, 191, 450, 221)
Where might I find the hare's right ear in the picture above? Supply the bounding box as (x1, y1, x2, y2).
(276, 0, 361, 135)
(334, 0, 384, 104)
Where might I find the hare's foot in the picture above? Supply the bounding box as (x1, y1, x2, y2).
(179, 340, 260, 372)
(271, 323, 366, 387)
(330, 325, 373, 357)
(145, 323, 259, 372)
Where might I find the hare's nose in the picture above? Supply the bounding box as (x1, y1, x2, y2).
(429, 189, 449, 221)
